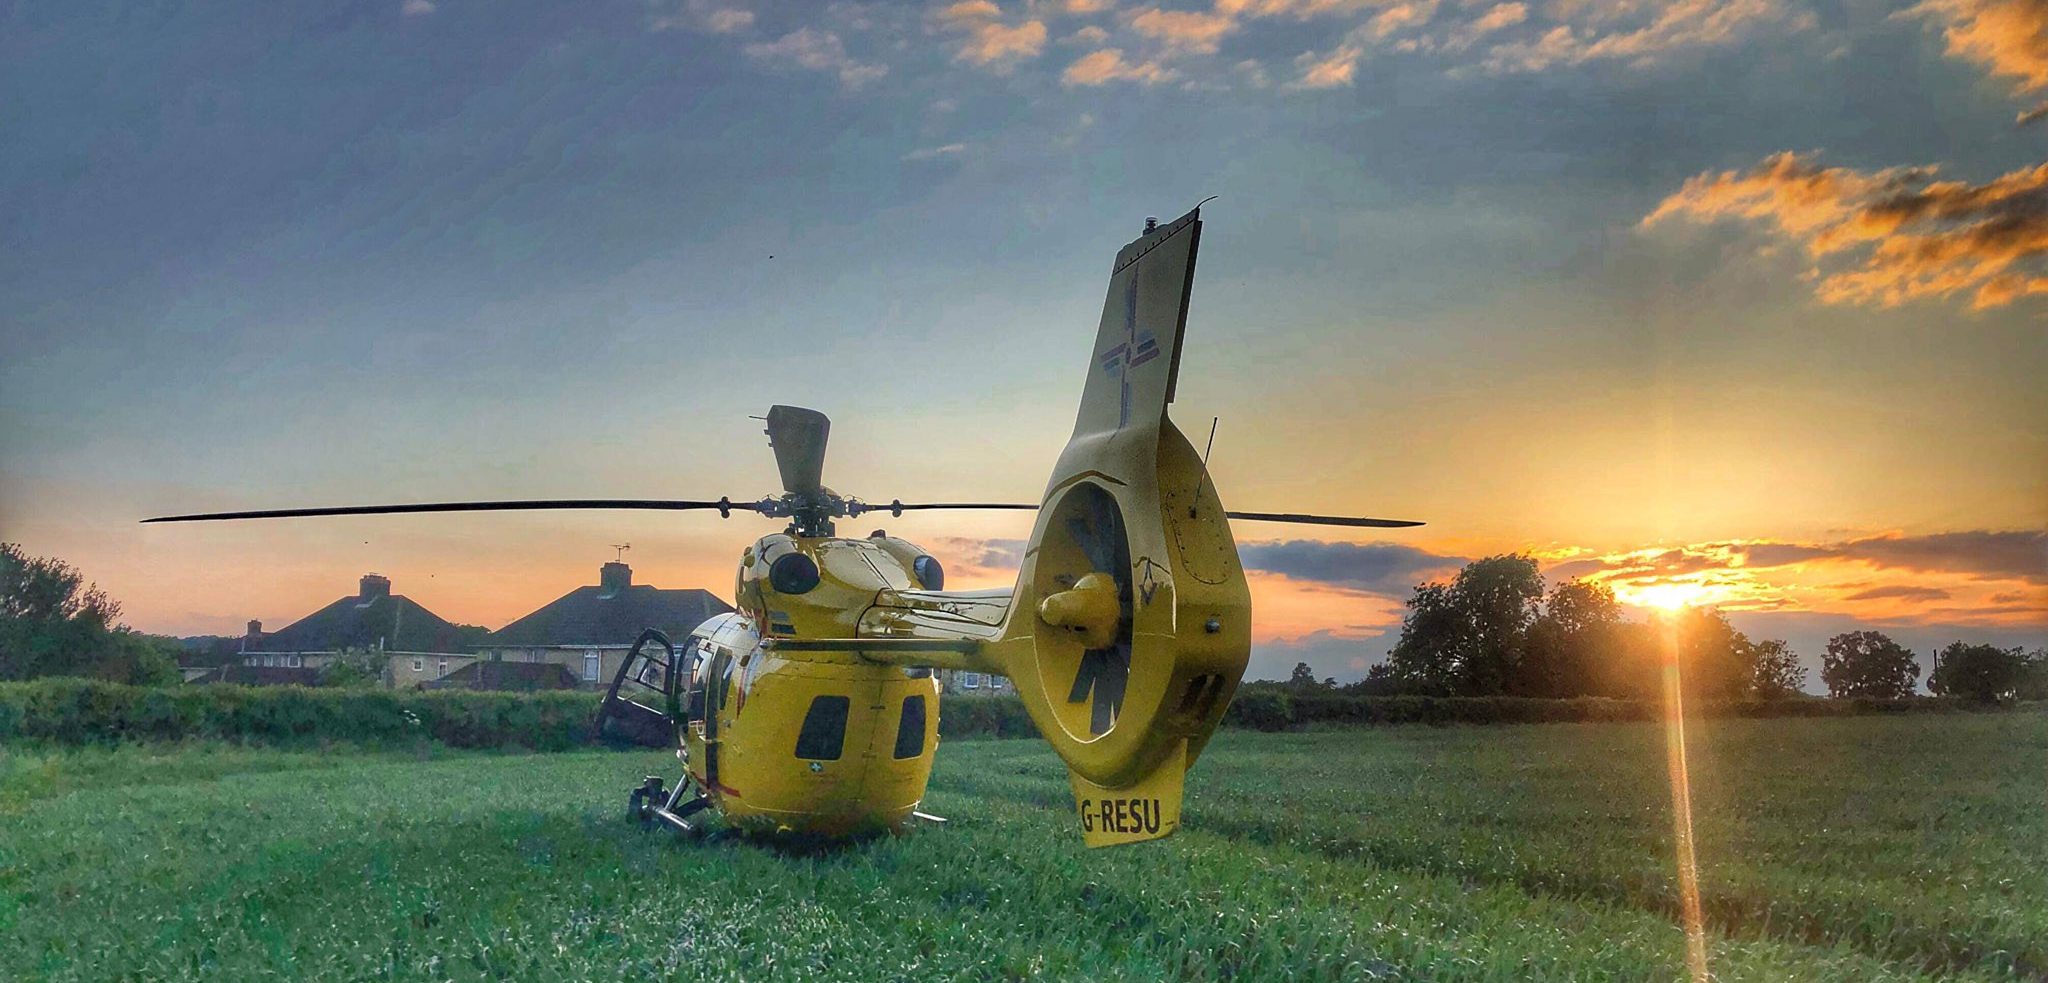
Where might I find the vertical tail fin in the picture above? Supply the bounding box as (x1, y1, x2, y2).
(989, 207, 1251, 847)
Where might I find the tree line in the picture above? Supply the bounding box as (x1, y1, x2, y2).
(1285, 555, 2045, 703)
(1, 543, 182, 686)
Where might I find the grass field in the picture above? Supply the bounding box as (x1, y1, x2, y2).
(2, 713, 2043, 981)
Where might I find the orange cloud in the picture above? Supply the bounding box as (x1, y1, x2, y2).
(1128, 8, 1237, 54)
(943, 8, 1049, 69)
(1644, 151, 2048, 310)
(1290, 44, 1366, 87)
(1061, 47, 1174, 84)
(1904, 0, 2048, 124)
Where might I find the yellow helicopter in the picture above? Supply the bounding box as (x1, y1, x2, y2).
(146, 206, 1420, 847)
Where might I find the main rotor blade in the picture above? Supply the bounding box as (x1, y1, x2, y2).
(1222, 510, 1425, 528)
(883, 502, 1421, 528)
(142, 499, 760, 524)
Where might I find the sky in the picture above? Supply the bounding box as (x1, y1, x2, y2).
(2, 0, 2043, 686)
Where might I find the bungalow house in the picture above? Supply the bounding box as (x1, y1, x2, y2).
(477, 561, 732, 689)
(234, 573, 481, 686)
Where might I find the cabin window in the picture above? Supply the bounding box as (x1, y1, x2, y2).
(794, 695, 851, 761)
(583, 652, 600, 681)
(893, 695, 927, 759)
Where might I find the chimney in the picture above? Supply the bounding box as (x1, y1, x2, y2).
(359, 573, 391, 600)
(246, 619, 263, 639)
(600, 561, 632, 592)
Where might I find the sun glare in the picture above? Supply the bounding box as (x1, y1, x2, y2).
(1623, 581, 1712, 612)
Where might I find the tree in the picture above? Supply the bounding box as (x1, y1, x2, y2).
(1284, 662, 1334, 692)
(1519, 579, 1624, 697)
(1821, 630, 1919, 699)
(2017, 649, 2048, 701)
(1927, 642, 2028, 702)
(0, 543, 178, 685)
(1669, 608, 1758, 701)
(1383, 555, 1545, 696)
(1748, 638, 1806, 699)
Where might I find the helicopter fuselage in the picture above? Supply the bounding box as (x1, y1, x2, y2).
(668, 529, 998, 838)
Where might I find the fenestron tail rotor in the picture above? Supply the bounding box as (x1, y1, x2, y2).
(1061, 489, 1134, 736)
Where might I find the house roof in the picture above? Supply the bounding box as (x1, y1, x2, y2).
(488, 583, 732, 648)
(188, 665, 325, 686)
(425, 660, 580, 691)
(250, 589, 472, 654)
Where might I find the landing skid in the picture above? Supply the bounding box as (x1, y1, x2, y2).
(911, 811, 948, 824)
(628, 775, 711, 837)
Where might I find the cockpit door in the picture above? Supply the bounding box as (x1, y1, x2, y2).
(591, 629, 680, 748)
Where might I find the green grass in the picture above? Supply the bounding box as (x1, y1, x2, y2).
(2, 714, 2042, 980)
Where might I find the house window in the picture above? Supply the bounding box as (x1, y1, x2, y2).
(412, 658, 424, 672)
(583, 652, 600, 682)
(438, 657, 448, 673)
(288, 655, 301, 668)
(987, 675, 1003, 691)
(245, 656, 256, 666)
(263, 655, 276, 667)
(962, 671, 981, 689)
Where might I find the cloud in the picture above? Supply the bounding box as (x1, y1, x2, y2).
(1553, 531, 2048, 585)
(934, 6, 1048, 69)
(1477, 0, 1800, 73)
(1063, 0, 1117, 12)
(1128, 7, 1237, 54)
(1067, 24, 1112, 44)
(956, 20, 1049, 66)
(400, 0, 435, 15)
(902, 142, 969, 161)
(931, 537, 1027, 571)
(1443, 1, 1526, 51)
(704, 8, 755, 33)
(938, 0, 1003, 24)
(1289, 44, 1365, 87)
(648, 0, 756, 34)
(1838, 530, 2048, 583)
(1902, 0, 2048, 124)
(1844, 585, 1954, 602)
(743, 28, 889, 87)
(1236, 539, 1467, 595)
(1062, 47, 1175, 84)
(1644, 151, 2048, 310)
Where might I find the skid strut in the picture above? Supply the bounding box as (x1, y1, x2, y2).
(629, 775, 711, 836)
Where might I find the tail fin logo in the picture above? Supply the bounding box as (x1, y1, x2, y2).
(1097, 274, 1159, 428)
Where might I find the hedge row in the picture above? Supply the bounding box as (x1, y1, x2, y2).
(0, 679, 2004, 750)
(1223, 690, 1986, 732)
(0, 678, 598, 750)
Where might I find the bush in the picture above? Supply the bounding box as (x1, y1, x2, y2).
(937, 695, 1039, 739)
(0, 678, 600, 750)
(1224, 690, 1294, 731)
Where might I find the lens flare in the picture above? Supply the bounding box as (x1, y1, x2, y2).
(1660, 616, 1710, 981)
